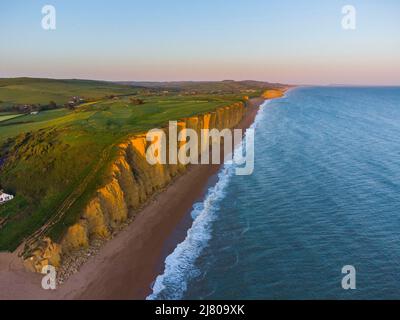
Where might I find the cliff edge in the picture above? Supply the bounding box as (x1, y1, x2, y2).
(24, 102, 246, 273)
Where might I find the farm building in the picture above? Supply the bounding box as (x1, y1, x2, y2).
(0, 190, 14, 204)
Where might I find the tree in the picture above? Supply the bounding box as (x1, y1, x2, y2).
(48, 101, 57, 109)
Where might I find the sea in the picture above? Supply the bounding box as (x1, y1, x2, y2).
(147, 86, 400, 300)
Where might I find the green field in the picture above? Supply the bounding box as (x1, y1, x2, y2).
(0, 78, 279, 251)
(0, 78, 141, 112)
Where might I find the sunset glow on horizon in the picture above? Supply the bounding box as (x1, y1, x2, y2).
(1, 0, 399, 85)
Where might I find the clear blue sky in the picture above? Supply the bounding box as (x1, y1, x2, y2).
(1, 0, 399, 84)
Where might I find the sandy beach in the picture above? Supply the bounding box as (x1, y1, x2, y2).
(0, 97, 266, 300)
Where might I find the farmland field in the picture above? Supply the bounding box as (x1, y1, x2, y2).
(0, 78, 140, 111)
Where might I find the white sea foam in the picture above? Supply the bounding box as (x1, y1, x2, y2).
(146, 101, 268, 300)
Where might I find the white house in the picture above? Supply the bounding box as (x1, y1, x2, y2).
(0, 191, 14, 204)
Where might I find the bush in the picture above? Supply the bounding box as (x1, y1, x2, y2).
(129, 98, 144, 105)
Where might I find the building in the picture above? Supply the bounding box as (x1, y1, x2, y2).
(0, 190, 14, 204)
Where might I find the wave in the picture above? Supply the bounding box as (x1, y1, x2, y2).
(146, 101, 269, 300)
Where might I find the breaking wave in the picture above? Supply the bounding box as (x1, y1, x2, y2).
(146, 102, 267, 300)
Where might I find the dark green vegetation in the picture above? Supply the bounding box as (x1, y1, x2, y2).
(0, 78, 281, 251)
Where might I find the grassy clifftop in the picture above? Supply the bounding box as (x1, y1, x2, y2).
(0, 78, 283, 252)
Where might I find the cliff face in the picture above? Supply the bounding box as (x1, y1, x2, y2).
(24, 102, 245, 272)
(262, 89, 285, 99)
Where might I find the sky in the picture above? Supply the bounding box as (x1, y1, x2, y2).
(0, 0, 399, 85)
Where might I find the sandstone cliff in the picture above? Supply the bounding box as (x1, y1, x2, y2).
(262, 89, 285, 99)
(24, 102, 246, 272)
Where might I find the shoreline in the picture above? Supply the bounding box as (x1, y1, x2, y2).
(0, 94, 279, 299)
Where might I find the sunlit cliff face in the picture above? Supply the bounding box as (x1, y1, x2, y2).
(23, 102, 246, 273)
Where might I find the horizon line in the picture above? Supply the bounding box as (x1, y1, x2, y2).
(1, 76, 400, 87)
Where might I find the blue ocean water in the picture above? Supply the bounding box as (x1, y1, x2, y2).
(149, 86, 400, 300)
